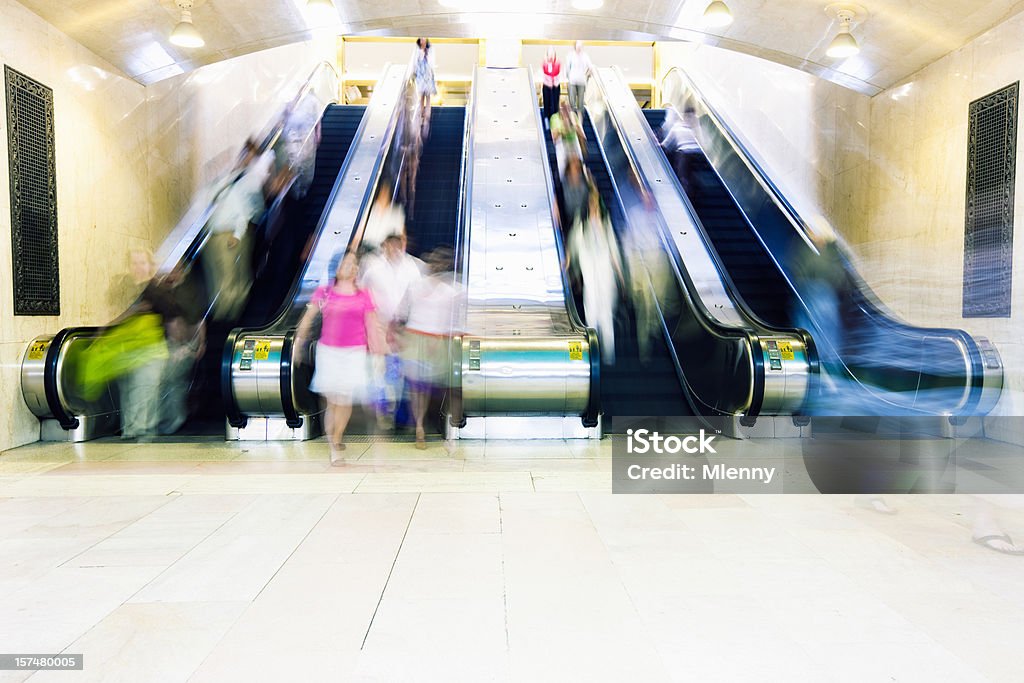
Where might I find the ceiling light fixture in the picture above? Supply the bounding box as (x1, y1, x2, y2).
(825, 4, 864, 59)
(305, 0, 337, 23)
(703, 1, 733, 28)
(572, 0, 605, 9)
(170, 0, 204, 48)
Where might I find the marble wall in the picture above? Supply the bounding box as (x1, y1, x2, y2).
(0, 2, 336, 452)
(0, 0, 153, 452)
(840, 11, 1024, 437)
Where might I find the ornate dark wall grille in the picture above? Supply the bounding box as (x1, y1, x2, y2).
(963, 82, 1017, 318)
(6, 65, 59, 316)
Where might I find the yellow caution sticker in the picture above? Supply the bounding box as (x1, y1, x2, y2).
(254, 340, 272, 361)
(27, 341, 47, 361)
(568, 341, 583, 361)
(778, 342, 795, 361)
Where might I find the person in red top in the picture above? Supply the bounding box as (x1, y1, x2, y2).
(541, 47, 562, 127)
(297, 252, 384, 464)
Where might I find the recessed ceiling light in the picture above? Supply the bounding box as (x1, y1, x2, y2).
(572, 0, 604, 9)
(170, 0, 204, 48)
(306, 0, 336, 23)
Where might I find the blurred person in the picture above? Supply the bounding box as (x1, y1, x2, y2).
(157, 265, 206, 435)
(568, 190, 624, 364)
(362, 181, 406, 250)
(296, 252, 384, 464)
(106, 247, 156, 309)
(565, 40, 593, 115)
(622, 186, 676, 363)
(203, 138, 271, 321)
(399, 102, 424, 218)
(413, 38, 437, 139)
(394, 248, 465, 449)
(276, 96, 321, 200)
(550, 99, 585, 177)
(541, 47, 562, 126)
(112, 270, 186, 440)
(561, 155, 590, 232)
(790, 217, 851, 392)
(359, 234, 426, 429)
(660, 105, 702, 193)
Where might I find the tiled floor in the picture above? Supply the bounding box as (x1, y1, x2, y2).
(1, 437, 1023, 682)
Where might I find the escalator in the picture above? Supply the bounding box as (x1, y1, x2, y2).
(651, 67, 1003, 416)
(645, 108, 795, 328)
(405, 107, 465, 257)
(223, 63, 416, 438)
(582, 68, 813, 424)
(542, 112, 689, 419)
(186, 104, 366, 429)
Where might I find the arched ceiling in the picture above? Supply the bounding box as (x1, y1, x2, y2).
(14, 0, 1024, 93)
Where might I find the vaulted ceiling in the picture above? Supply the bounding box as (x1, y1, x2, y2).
(15, 0, 1024, 93)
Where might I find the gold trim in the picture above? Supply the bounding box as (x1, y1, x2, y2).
(341, 36, 481, 45)
(521, 39, 654, 47)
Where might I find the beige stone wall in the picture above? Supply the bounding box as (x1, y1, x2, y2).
(0, 0, 153, 452)
(840, 12, 1024, 433)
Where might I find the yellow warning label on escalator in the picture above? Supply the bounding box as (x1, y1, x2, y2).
(27, 341, 47, 361)
(568, 341, 583, 361)
(778, 342, 794, 361)
(254, 340, 272, 361)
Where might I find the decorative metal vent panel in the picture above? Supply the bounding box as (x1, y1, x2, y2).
(963, 81, 1017, 318)
(6, 65, 59, 316)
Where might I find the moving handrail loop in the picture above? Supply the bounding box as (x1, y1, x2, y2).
(447, 65, 481, 429)
(589, 67, 812, 418)
(661, 66, 1001, 416)
(22, 61, 341, 437)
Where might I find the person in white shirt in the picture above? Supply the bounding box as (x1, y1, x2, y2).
(358, 233, 425, 427)
(203, 140, 270, 321)
(394, 247, 465, 449)
(565, 40, 593, 115)
(362, 183, 406, 250)
(660, 105, 702, 192)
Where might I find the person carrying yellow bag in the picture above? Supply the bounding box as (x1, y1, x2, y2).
(79, 274, 182, 440)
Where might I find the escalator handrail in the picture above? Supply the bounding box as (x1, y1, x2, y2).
(453, 66, 479, 285)
(447, 67, 480, 429)
(661, 66, 991, 415)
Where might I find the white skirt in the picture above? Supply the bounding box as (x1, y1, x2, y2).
(310, 344, 371, 404)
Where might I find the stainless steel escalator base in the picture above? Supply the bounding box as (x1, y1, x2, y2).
(448, 415, 602, 440)
(226, 414, 323, 442)
(40, 414, 119, 442)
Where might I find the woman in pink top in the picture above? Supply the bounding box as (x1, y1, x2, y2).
(297, 252, 383, 464)
(541, 47, 562, 126)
